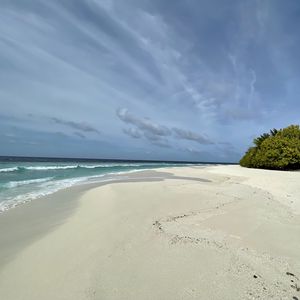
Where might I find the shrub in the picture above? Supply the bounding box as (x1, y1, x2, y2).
(240, 125, 300, 170)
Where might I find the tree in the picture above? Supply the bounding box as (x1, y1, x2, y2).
(253, 133, 270, 147)
(240, 125, 300, 170)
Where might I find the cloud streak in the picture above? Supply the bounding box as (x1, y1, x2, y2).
(173, 128, 213, 145)
(1, 0, 299, 161)
(117, 108, 171, 136)
(51, 118, 101, 135)
(117, 108, 214, 148)
(123, 127, 142, 139)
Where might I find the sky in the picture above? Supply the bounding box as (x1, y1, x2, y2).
(0, 0, 299, 162)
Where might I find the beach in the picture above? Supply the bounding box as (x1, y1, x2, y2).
(0, 165, 300, 299)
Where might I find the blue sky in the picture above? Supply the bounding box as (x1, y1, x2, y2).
(0, 0, 299, 162)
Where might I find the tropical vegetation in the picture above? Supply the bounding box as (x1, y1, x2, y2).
(240, 125, 300, 170)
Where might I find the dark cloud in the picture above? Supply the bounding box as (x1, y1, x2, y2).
(151, 140, 171, 148)
(117, 109, 172, 148)
(172, 128, 213, 145)
(54, 131, 69, 137)
(73, 131, 86, 139)
(123, 127, 142, 139)
(143, 132, 171, 148)
(118, 109, 171, 148)
(117, 108, 171, 136)
(117, 108, 213, 148)
(51, 117, 100, 134)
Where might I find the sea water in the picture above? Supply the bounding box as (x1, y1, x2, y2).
(0, 157, 203, 212)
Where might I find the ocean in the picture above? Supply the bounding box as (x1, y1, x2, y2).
(0, 156, 206, 213)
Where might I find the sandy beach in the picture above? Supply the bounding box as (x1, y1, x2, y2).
(0, 165, 300, 299)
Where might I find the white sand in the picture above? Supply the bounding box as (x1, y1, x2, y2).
(0, 165, 300, 299)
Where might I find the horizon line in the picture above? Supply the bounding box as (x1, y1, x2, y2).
(0, 155, 237, 165)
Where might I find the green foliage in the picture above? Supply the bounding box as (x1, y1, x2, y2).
(253, 133, 270, 147)
(240, 125, 300, 170)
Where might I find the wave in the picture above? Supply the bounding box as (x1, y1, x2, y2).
(0, 163, 165, 173)
(0, 167, 19, 173)
(24, 164, 136, 171)
(0, 162, 202, 213)
(0, 174, 109, 212)
(4, 177, 54, 188)
(0, 169, 152, 213)
(25, 165, 78, 170)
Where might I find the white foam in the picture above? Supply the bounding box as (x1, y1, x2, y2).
(0, 169, 151, 213)
(25, 165, 78, 170)
(0, 164, 198, 213)
(0, 174, 106, 212)
(4, 177, 54, 188)
(0, 163, 178, 173)
(24, 164, 144, 170)
(0, 167, 19, 173)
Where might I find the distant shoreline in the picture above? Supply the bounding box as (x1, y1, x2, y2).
(0, 155, 237, 165)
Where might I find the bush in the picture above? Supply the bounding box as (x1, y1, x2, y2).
(240, 125, 300, 170)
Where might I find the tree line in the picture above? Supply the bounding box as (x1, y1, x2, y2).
(240, 125, 300, 170)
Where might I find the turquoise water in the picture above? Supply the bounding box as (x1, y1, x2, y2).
(0, 158, 202, 212)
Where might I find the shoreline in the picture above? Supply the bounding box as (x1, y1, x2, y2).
(0, 164, 206, 213)
(0, 169, 208, 267)
(0, 165, 300, 299)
